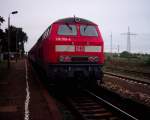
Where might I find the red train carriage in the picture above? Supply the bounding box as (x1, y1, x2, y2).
(28, 17, 104, 87)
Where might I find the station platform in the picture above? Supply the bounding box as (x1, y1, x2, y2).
(0, 59, 62, 120)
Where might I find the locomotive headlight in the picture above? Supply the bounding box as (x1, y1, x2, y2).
(94, 56, 99, 62)
(59, 56, 65, 62)
(88, 56, 99, 62)
(64, 56, 71, 62)
(59, 56, 71, 62)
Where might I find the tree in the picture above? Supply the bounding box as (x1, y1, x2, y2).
(145, 56, 150, 65)
(0, 16, 6, 52)
(120, 51, 131, 58)
(0, 29, 6, 53)
(1, 26, 28, 57)
(0, 16, 6, 61)
(8, 26, 28, 55)
(0, 16, 5, 28)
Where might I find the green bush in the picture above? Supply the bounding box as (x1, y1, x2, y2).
(120, 51, 131, 58)
(145, 57, 150, 65)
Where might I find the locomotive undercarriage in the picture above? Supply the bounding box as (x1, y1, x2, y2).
(46, 64, 103, 88)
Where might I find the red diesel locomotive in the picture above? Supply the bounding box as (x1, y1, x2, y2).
(28, 17, 104, 87)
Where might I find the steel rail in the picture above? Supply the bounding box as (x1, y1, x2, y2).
(85, 90, 139, 120)
(105, 67, 150, 75)
(65, 91, 119, 120)
(104, 72, 150, 85)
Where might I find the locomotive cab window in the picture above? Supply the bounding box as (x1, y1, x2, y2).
(58, 24, 77, 35)
(80, 25, 98, 37)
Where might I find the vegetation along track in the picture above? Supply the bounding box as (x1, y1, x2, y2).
(104, 72, 150, 86)
(60, 89, 139, 120)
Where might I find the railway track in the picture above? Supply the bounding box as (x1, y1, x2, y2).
(30, 61, 149, 120)
(104, 67, 150, 77)
(104, 72, 150, 86)
(62, 89, 138, 120)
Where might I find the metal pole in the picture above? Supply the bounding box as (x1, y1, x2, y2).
(127, 27, 130, 52)
(110, 32, 112, 55)
(7, 14, 10, 68)
(121, 26, 137, 53)
(117, 44, 120, 56)
(7, 11, 18, 68)
(15, 28, 18, 62)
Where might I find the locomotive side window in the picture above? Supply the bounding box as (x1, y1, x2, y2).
(80, 25, 98, 37)
(42, 26, 51, 40)
(58, 25, 77, 35)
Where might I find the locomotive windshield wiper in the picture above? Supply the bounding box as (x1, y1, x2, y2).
(65, 23, 72, 31)
(84, 24, 88, 32)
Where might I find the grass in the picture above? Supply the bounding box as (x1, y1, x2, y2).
(104, 55, 150, 79)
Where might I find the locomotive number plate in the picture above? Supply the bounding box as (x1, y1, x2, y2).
(75, 46, 85, 52)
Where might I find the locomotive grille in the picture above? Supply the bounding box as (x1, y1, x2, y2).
(71, 56, 88, 62)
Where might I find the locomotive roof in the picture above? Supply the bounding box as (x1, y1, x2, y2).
(53, 17, 97, 25)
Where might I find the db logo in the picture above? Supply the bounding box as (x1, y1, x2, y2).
(75, 46, 84, 52)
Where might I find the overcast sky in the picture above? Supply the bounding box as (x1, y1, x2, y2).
(0, 0, 150, 53)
